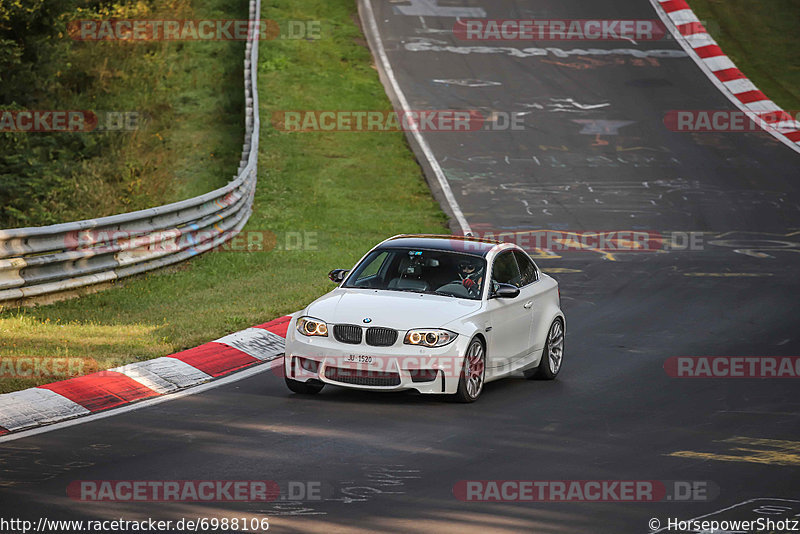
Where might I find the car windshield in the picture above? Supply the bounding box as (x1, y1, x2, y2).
(342, 247, 486, 300)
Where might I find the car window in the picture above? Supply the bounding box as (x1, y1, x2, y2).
(491, 251, 521, 287)
(355, 251, 387, 282)
(342, 248, 486, 300)
(513, 250, 538, 286)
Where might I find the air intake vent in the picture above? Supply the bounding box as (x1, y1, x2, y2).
(333, 324, 362, 344)
(324, 366, 401, 387)
(366, 327, 398, 347)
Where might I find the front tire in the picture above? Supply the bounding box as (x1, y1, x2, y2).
(452, 337, 486, 403)
(285, 377, 325, 394)
(525, 318, 564, 380)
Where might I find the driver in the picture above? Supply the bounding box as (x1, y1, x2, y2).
(457, 259, 484, 293)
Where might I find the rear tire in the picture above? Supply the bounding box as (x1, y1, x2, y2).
(525, 318, 564, 381)
(452, 337, 486, 403)
(285, 377, 324, 394)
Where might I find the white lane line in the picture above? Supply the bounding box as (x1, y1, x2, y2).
(359, 0, 472, 235)
(0, 388, 90, 433)
(0, 358, 283, 443)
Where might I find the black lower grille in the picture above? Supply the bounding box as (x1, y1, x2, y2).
(297, 357, 319, 373)
(324, 366, 401, 387)
(333, 324, 362, 344)
(366, 327, 398, 347)
(409, 369, 439, 383)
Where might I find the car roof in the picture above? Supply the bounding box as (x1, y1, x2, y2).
(378, 234, 505, 257)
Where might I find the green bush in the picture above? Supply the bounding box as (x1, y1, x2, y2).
(0, 0, 244, 228)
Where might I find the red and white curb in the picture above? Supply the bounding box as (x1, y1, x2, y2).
(651, 0, 800, 153)
(0, 315, 292, 436)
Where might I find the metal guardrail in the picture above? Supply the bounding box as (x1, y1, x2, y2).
(0, 0, 261, 305)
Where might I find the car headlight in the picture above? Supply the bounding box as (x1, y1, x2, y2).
(404, 329, 458, 348)
(296, 316, 328, 337)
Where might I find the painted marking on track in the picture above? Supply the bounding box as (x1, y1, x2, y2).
(393, 0, 485, 18)
(541, 268, 583, 274)
(542, 56, 662, 70)
(683, 272, 774, 277)
(669, 437, 800, 466)
(252, 465, 422, 517)
(550, 98, 610, 111)
(529, 248, 561, 260)
(432, 78, 501, 87)
(517, 98, 610, 113)
(548, 238, 617, 261)
(572, 119, 636, 135)
(404, 38, 688, 60)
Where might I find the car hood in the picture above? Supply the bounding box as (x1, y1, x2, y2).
(304, 289, 482, 331)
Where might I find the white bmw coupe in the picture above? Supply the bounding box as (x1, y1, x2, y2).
(283, 234, 565, 402)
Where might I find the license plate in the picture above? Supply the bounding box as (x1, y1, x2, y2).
(345, 354, 373, 364)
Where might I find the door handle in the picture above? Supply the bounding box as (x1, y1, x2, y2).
(523, 301, 533, 309)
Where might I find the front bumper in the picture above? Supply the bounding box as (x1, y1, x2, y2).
(284, 323, 470, 395)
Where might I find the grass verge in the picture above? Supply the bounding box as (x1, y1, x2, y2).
(686, 0, 800, 111)
(0, 0, 448, 394)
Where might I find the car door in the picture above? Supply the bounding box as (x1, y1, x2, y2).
(513, 250, 548, 356)
(484, 250, 532, 371)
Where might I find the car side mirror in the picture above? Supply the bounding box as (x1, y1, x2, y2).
(493, 283, 520, 299)
(328, 269, 349, 283)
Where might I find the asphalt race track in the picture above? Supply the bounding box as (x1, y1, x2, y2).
(1, 1, 799, 533)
